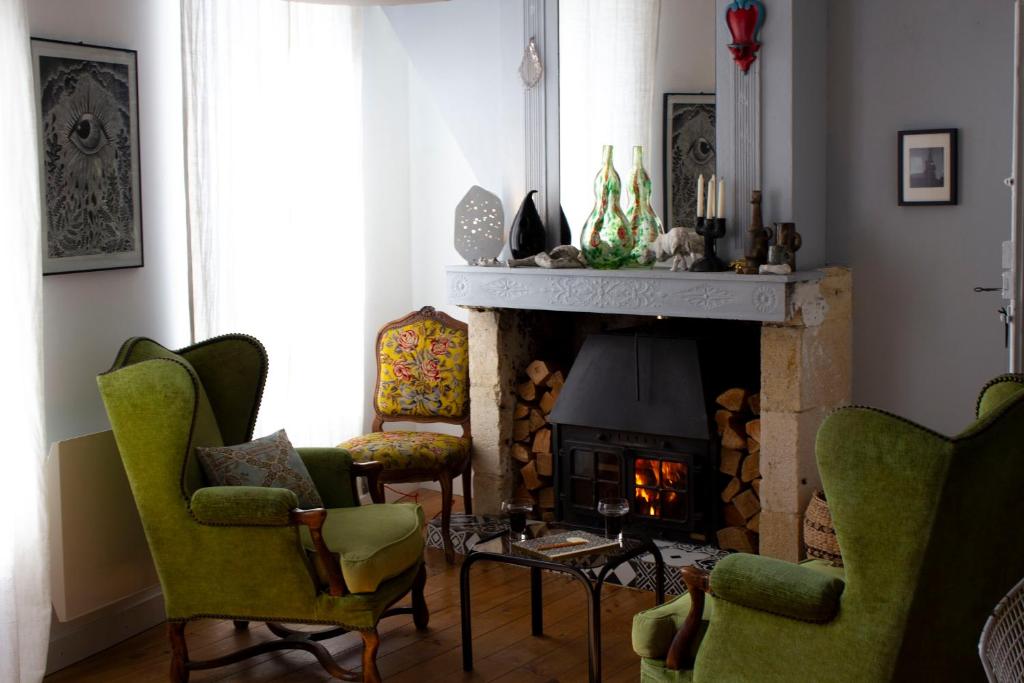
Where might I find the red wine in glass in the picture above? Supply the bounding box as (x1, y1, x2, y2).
(502, 499, 533, 538)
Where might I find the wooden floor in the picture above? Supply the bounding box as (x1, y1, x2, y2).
(45, 489, 655, 682)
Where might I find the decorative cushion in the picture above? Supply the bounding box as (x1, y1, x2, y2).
(710, 554, 845, 623)
(196, 429, 323, 509)
(339, 431, 470, 470)
(375, 317, 468, 419)
(300, 503, 425, 593)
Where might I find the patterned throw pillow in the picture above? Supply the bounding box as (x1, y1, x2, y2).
(195, 429, 323, 509)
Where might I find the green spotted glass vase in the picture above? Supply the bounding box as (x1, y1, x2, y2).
(580, 145, 633, 269)
(626, 146, 664, 266)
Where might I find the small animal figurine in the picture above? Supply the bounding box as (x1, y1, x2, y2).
(640, 227, 698, 272)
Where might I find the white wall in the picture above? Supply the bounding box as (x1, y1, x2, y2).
(827, 0, 1011, 431)
(28, 0, 189, 672)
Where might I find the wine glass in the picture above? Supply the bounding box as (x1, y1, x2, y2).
(501, 498, 534, 539)
(597, 497, 630, 542)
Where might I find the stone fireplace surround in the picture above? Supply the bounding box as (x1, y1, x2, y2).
(447, 266, 852, 562)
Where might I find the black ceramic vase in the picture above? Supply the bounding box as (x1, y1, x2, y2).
(559, 206, 572, 246)
(509, 190, 547, 259)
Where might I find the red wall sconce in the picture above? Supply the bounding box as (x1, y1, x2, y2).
(726, 0, 765, 74)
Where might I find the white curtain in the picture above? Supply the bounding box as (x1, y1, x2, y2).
(182, 0, 366, 447)
(0, 0, 50, 680)
(559, 0, 660, 233)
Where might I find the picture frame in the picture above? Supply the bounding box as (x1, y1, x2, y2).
(898, 128, 958, 206)
(31, 38, 143, 275)
(663, 93, 716, 229)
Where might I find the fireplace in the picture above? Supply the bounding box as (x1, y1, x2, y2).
(548, 333, 717, 540)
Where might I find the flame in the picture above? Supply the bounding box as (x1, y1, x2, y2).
(634, 484, 658, 516)
(663, 461, 687, 489)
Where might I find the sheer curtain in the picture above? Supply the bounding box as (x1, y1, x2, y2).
(559, 0, 660, 233)
(182, 0, 366, 446)
(0, 0, 50, 680)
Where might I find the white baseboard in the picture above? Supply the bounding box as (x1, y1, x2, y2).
(45, 586, 165, 675)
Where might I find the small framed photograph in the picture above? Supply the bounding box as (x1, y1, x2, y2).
(31, 39, 143, 275)
(663, 93, 716, 229)
(898, 128, 958, 206)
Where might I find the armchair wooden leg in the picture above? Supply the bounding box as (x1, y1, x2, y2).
(167, 621, 190, 683)
(462, 459, 473, 515)
(232, 620, 249, 631)
(361, 629, 382, 683)
(438, 471, 456, 564)
(412, 562, 429, 630)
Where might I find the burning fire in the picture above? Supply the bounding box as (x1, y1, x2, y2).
(635, 459, 688, 517)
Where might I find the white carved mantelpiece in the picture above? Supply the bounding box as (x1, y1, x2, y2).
(446, 266, 822, 323)
(455, 266, 852, 562)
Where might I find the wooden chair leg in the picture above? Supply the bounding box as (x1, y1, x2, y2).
(462, 458, 473, 515)
(232, 620, 249, 630)
(438, 471, 455, 564)
(361, 629, 382, 683)
(167, 621, 190, 683)
(412, 562, 429, 630)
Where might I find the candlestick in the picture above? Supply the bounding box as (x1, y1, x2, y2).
(707, 176, 717, 219)
(691, 217, 728, 272)
(717, 177, 726, 219)
(696, 174, 706, 218)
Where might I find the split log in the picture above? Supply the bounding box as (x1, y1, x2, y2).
(745, 419, 761, 444)
(539, 391, 557, 415)
(513, 419, 531, 442)
(733, 489, 761, 520)
(717, 526, 757, 553)
(532, 427, 552, 454)
(528, 408, 546, 432)
(536, 451, 553, 477)
(538, 487, 555, 509)
(741, 453, 760, 483)
(721, 423, 747, 450)
(546, 371, 565, 389)
(516, 380, 536, 402)
(511, 443, 531, 464)
(714, 409, 735, 435)
(521, 460, 543, 490)
(723, 503, 747, 527)
(526, 360, 553, 386)
(716, 388, 749, 413)
(747, 438, 761, 455)
(541, 511, 556, 522)
(752, 478, 762, 496)
(721, 477, 742, 503)
(748, 393, 761, 416)
(513, 403, 530, 419)
(747, 513, 761, 533)
(514, 484, 531, 500)
(719, 448, 743, 476)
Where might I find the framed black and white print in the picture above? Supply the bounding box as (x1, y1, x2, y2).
(898, 129, 958, 206)
(663, 93, 716, 229)
(31, 39, 143, 275)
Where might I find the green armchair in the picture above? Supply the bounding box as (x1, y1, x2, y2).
(97, 335, 428, 683)
(632, 374, 1024, 682)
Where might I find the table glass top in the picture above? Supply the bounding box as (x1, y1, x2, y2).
(471, 521, 652, 569)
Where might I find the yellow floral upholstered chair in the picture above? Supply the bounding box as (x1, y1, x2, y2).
(340, 307, 471, 562)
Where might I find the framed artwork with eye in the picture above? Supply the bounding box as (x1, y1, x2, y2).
(663, 93, 716, 231)
(31, 39, 142, 275)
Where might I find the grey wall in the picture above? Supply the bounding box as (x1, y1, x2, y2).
(827, 0, 1012, 431)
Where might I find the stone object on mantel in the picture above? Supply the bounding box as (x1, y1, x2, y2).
(759, 263, 792, 275)
(446, 264, 824, 324)
(507, 245, 587, 269)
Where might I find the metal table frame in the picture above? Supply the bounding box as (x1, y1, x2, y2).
(459, 534, 665, 682)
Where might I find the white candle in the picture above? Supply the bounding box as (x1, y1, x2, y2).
(717, 177, 726, 219)
(696, 174, 706, 218)
(707, 176, 717, 219)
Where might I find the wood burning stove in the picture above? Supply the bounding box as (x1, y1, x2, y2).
(548, 333, 716, 539)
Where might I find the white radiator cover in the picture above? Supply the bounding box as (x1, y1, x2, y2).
(47, 430, 159, 622)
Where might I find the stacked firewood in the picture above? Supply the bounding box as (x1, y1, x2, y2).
(715, 387, 762, 553)
(511, 360, 564, 520)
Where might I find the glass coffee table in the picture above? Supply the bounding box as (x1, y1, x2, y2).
(459, 522, 665, 683)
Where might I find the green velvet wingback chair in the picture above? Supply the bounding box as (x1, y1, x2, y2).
(97, 335, 428, 683)
(632, 374, 1024, 682)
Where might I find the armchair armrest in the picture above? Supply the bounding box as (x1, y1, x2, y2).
(190, 486, 298, 526)
(664, 556, 845, 670)
(190, 486, 350, 597)
(296, 447, 384, 506)
(711, 554, 845, 623)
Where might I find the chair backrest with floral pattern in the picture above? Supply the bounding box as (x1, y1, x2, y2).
(373, 307, 470, 435)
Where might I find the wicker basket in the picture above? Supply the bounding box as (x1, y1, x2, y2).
(803, 490, 843, 567)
